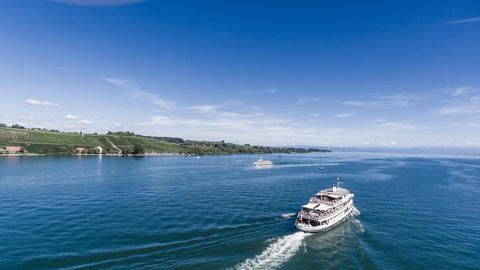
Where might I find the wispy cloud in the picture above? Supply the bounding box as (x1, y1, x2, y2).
(136, 107, 357, 146)
(378, 121, 416, 130)
(189, 105, 218, 113)
(143, 112, 291, 133)
(450, 86, 476, 97)
(435, 86, 480, 116)
(139, 110, 321, 145)
(336, 113, 352, 118)
(64, 114, 79, 120)
(380, 94, 413, 107)
(24, 99, 57, 107)
(49, 0, 145, 7)
(104, 78, 129, 87)
(435, 96, 480, 116)
(444, 17, 480, 25)
(239, 89, 278, 95)
(104, 77, 175, 109)
(364, 141, 398, 146)
(65, 114, 93, 125)
(343, 94, 416, 108)
(19, 115, 40, 122)
(78, 119, 93, 125)
(342, 100, 380, 107)
(297, 97, 320, 104)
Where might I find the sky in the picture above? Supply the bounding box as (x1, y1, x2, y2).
(1, 0, 479, 147)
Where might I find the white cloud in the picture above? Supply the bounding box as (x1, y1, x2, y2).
(432, 86, 480, 116)
(379, 121, 416, 130)
(140, 111, 309, 144)
(436, 104, 480, 116)
(377, 141, 398, 146)
(343, 100, 379, 107)
(435, 96, 480, 116)
(444, 17, 480, 25)
(18, 115, 40, 122)
(380, 94, 412, 107)
(78, 119, 93, 125)
(189, 105, 218, 113)
(64, 114, 79, 120)
(239, 89, 278, 95)
(104, 77, 175, 109)
(150, 97, 175, 109)
(135, 107, 360, 146)
(451, 86, 476, 97)
(104, 78, 130, 87)
(148, 116, 174, 125)
(297, 97, 320, 104)
(25, 99, 56, 107)
(335, 113, 352, 118)
(343, 94, 415, 108)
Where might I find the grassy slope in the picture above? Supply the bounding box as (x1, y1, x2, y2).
(0, 127, 320, 155)
(0, 127, 182, 154)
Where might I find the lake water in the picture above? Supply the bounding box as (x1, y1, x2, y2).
(1, 152, 479, 269)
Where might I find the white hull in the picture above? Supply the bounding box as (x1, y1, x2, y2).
(296, 203, 354, 232)
(253, 159, 273, 168)
(253, 164, 272, 169)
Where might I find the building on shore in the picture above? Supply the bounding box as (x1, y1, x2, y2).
(75, 147, 86, 154)
(5, 146, 21, 154)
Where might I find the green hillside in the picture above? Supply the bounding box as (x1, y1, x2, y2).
(0, 127, 325, 155)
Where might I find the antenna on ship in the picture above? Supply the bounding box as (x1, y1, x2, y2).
(336, 177, 343, 188)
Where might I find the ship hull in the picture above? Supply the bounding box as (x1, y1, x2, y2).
(295, 203, 354, 233)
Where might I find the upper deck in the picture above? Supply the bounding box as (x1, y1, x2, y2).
(316, 186, 350, 198)
(303, 185, 353, 211)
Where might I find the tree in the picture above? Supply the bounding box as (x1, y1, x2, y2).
(132, 144, 145, 155)
(0, 123, 7, 128)
(12, 123, 25, 129)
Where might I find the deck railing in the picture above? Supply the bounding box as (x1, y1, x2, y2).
(299, 200, 352, 220)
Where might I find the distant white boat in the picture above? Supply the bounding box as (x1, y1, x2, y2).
(319, 162, 325, 170)
(253, 158, 273, 168)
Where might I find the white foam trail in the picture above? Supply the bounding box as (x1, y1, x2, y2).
(231, 232, 308, 270)
(352, 218, 365, 233)
(280, 212, 296, 219)
(352, 206, 361, 216)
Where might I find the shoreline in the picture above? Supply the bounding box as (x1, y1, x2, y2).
(0, 152, 319, 157)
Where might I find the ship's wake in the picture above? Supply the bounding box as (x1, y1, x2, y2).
(230, 232, 308, 270)
(280, 212, 296, 219)
(352, 206, 361, 216)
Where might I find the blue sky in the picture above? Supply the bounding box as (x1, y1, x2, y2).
(1, 0, 479, 147)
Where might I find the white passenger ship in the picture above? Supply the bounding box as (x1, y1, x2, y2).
(253, 158, 273, 168)
(295, 179, 358, 232)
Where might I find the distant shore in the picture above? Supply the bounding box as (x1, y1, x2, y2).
(0, 152, 323, 158)
(0, 126, 329, 156)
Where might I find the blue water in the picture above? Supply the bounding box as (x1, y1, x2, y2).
(0, 152, 479, 269)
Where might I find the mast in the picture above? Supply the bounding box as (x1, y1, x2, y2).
(336, 177, 343, 188)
